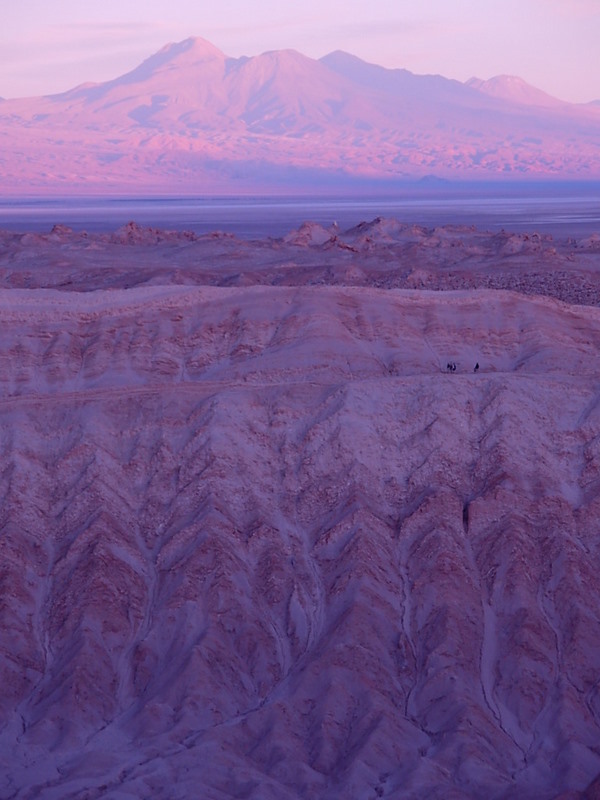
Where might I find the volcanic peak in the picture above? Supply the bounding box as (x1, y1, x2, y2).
(467, 74, 567, 107)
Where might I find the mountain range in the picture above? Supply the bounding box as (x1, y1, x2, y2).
(0, 36, 599, 193)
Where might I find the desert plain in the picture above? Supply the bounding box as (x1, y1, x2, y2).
(1, 217, 600, 799)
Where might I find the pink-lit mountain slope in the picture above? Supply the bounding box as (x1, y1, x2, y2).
(0, 36, 599, 193)
(465, 75, 568, 108)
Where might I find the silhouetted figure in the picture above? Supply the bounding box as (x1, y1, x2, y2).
(474, 362, 479, 372)
(447, 362, 457, 372)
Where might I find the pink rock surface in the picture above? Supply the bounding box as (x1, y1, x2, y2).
(1, 221, 600, 798)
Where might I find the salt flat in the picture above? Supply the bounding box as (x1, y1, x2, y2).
(1, 219, 600, 799)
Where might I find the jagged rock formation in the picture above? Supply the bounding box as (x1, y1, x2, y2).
(1, 221, 600, 799)
(1, 218, 600, 306)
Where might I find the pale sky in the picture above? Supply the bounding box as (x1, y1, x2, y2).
(1, 0, 599, 103)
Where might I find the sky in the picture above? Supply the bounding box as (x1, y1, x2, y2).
(1, 0, 599, 103)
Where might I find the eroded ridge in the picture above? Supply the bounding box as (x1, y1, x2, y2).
(1, 223, 600, 799)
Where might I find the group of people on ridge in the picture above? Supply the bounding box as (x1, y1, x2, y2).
(446, 362, 479, 373)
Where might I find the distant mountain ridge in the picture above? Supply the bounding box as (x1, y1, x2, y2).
(466, 75, 568, 108)
(0, 36, 598, 193)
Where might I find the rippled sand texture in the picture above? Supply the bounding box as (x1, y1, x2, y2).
(2, 220, 600, 799)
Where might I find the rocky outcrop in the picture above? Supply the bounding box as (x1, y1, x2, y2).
(1, 219, 600, 306)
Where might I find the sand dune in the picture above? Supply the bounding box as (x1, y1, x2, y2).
(1, 221, 600, 799)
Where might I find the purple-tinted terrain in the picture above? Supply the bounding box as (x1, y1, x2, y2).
(0, 36, 599, 193)
(2, 219, 600, 798)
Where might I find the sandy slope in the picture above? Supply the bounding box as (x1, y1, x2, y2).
(1, 221, 600, 799)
